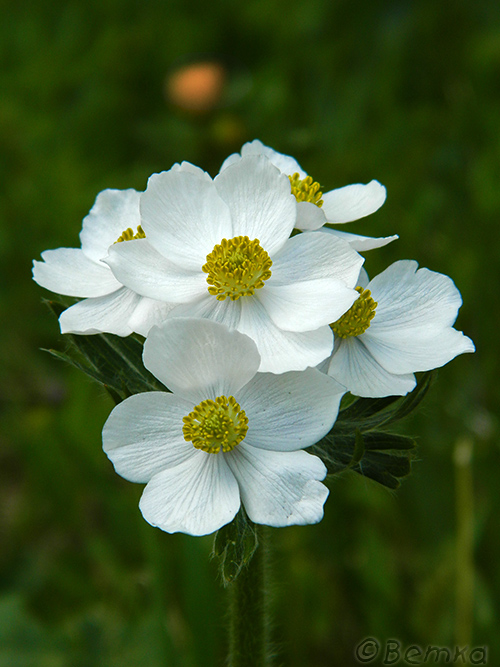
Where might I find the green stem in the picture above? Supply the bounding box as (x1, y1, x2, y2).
(228, 525, 271, 667)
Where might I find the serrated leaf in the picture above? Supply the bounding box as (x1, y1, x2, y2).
(212, 509, 258, 586)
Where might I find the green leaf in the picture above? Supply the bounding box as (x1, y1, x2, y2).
(351, 428, 365, 465)
(309, 374, 434, 489)
(361, 431, 417, 451)
(44, 300, 165, 403)
(311, 430, 417, 489)
(354, 451, 412, 489)
(333, 371, 437, 433)
(212, 509, 259, 586)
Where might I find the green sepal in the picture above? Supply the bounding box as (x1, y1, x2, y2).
(43, 300, 165, 403)
(310, 372, 435, 489)
(212, 509, 259, 586)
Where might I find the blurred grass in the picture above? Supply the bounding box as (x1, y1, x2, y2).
(1, 0, 498, 664)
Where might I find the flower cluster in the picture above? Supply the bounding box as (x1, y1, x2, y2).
(33, 140, 475, 535)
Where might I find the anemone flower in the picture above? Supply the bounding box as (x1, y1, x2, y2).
(105, 155, 364, 373)
(103, 318, 345, 535)
(326, 260, 475, 397)
(32, 189, 171, 336)
(221, 139, 395, 251)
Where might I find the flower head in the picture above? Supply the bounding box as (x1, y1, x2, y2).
(105, 155, 364, 373)
(326, 260, 475, 397)
(221, 139, 396, 251)
(102, 318, 345, 536)
(32, 189, 172, 336)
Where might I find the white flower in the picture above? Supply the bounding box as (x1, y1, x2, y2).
(102, 318, 345, 536)
(105, 155, 364, 374)
(326, 260, 475, 397)
(32, 189, 172, 336)
(221, 139, 396, 251)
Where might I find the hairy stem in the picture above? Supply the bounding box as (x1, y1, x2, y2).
(228, 525, 272, 667)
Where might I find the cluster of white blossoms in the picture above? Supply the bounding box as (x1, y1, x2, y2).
(33, 140, 475, 536)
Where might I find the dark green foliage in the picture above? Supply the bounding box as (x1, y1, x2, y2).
(333, 371, 436, 432)
(310, 372, 436, 489)
(44, 300, 165, 402)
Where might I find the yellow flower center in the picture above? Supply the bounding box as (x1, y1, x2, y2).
(114, 225, 146, 243)
(182, 395, 249, 454)
(289, 173, 324, 207)
(202, 236, 272, 301)
(330, 287, 378, 338)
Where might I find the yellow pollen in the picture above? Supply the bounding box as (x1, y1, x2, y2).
(114, 225, 146, 243)
(202, 236, 272, 301)
(330, 287, 378, 338)
(182, 395, 249, 454)
(289, 173, 324, 207)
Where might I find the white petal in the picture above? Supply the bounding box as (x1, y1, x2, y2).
(80, 189, 142, 263)
(321, 180, 387, 224)
(221, 139, 307, 179)
(238, 297, 334, 373)
(143, 318, 261, 403)
(369, 261, 462, 330)
(365, 261, 475, 373)
(357, 267, 370, 289)
(219, 152, 241, 171)
(59, 287, 142, 336)
(102, 392, 198, 483)
(139, 452, 240, 535)
(33, 248, 121, 297)
(168, 294, 242, 330)
(319, 226, 399, 251)
(327, 336, 416, 398)
(225, 445, 328, 527)
(60, 290, 172, 337)
(270, 232, 364, 286)
(295, 201, 327, 231)
(261, 233, 363, 331)
(171, 161, 212, 181)
(105, 239, 207, 303)
(260, 279, 359, 332)
(236, 368, 344, 451)
(364, 326, 475, 375)
(242, 140, 307, 177)
(214, 155, 296, 256)
(141, 169, 233, 270)
(126, 298, 174, 337)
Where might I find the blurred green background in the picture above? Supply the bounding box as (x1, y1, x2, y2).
(1, 0, 498, 664)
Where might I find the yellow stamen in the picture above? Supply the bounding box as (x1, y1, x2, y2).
(202, 235, 272, 301)
(289, 173, 324, 207)
(330, 287, 378, 338)
(182, 395, 248, 454)
(115, 225, 146, 243)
